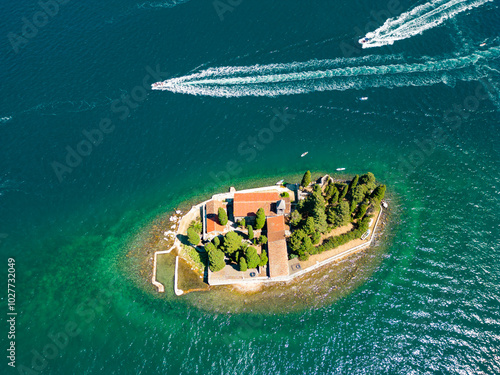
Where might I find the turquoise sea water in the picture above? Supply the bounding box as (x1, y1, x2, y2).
(1, 0, 499, 373)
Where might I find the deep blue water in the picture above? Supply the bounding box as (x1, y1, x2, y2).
(1, 0, 499, 374)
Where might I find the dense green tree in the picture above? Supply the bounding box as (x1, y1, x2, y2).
(258, 235, 267, 245)
(289, 210, 302, 227)
(325, 184, 338, 202)
(255, 207, 266, 230)
(280, 191, 290, 198)
(338, 183, 348, 202)
(218, 207, 228, 226)
(239, 257, 247, 272)
(327, 205, 337, 224)
(352, 184, 368, 202)
(223, 231, 242, 254)
(348, 175, 359, 195)
(313, 205, 328, 233)
(212, 236, 220, 248)
(289, 229, 312, 261)
(245, 247, 261, 269)
(304, 216, 316, 235)
(359, 172, 376, 191)
(371, 184, 386, 205)
(301, 170, 312, 188)
(259, 250, 268, 267)
(333, 201, 351, 227)
(355, 203, 369, 219)
(205, 242, 216, 253)
(247, 225, 254, 241)
(187, 227, 200, 246)
(311, 231, 321, 245)
(207, 246, 226, 272)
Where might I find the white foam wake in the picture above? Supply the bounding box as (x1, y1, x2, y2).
(361, 0, 493, 48)
(151, 47, 500, 97)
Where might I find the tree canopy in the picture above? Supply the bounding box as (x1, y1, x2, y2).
(223, 231, 242, 254)
(333, 200, 351, 227)
(301, 170, 311, 188)
(207, 246, 226, 272)
(187, 227, 200, 246)
(255, 207, 266, 230)
(239, 257, 247, 272)
(259, 250, 268, 267)
(218, 207, 228, 226)
(247, 225, 254, 241)
(289, 229, 312, 261)
(245, 247, 261, 269)
(359, 172, 376, 191)
(371, 184, 386, 205)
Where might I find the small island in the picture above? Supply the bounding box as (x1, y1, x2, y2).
(152, 171, 387, 295)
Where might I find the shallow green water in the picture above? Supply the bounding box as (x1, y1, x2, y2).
(1, 0, 499, 373)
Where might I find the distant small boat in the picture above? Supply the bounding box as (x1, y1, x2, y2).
(359, 97, 369, 101)
(480, 42, 486, 47)
(358, 32, 375, 44)
(276, 179, 284, 185)
(301, 152, 308, 157)
(336, 167, 345, 171)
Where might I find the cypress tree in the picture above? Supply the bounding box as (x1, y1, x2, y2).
(259, 250, 268, 267)
(187, 227, 200, 246)
(218, 207, 228, 226)
(207, 246, 226, 272)
(304, 216, 315, 235)
(359, 172, 376, 191)
(258, 235, 267, 245)
(212, 236, 220, 248)
(223, 231, 242, 254)
(371, 184, 386, 205)
(313, 205, 328, 233)
(255, 207, 266, 230)
(333, 201, 351, 227)
(239, 257, 248, 272)
(348, 175, 359, 195)
(289, 210, 302, 227)
(301, 170, 312, 188)
(355, 203, 369, 219)
(247, 225, 254, 241)
(245, 247, 261, 269)
(338, 183, 348, 202)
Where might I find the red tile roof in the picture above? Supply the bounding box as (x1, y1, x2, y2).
(267, 239, 289, 278)
(267, 215, 286, 232)
(234, 192, 280, 202)
(266, 215, 289, 278)
(205, 200, 226, 233)
(233, 191, 290, 218)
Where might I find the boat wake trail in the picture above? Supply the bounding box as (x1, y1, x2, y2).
(360, 0, 493, 49)
(151, 47, 500, 97)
